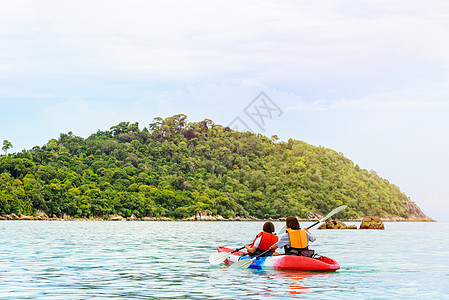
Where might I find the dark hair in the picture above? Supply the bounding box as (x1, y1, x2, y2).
(286, 216, 300, 230)
(263, 221, 275, 233)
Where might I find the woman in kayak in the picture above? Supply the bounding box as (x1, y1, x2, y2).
(270, 216, 316, 256)
(244, 221, 279, 257)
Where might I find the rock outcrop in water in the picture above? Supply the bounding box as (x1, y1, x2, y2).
(359, 216, 385, 229)
(318, 219, 357, 229)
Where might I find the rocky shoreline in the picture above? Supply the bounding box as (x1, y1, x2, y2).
(318, 216, 387, 229)
(0, 211, 435, 222)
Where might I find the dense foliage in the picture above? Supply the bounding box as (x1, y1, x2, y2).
(0, 114, 419, 219)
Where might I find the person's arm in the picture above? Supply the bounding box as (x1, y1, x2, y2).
(304, 228, 316, 242)
(245, 235, 261, 253)
(270, 233, 289, 250)
(244, 244, 257, 253)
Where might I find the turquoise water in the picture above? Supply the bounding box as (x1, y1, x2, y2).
(1, 221, 448, 299)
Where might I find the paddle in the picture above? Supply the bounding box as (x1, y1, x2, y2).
(209, 246, 246, 265)
(230, 205, 347, 269)
(307, 205, 347, 230)
(276, 224, 287, 235)
(229, 248, 273, 269)
(276, 205, 347, 234)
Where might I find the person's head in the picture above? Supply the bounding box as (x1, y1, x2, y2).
(263, 221, 275, 233)
(286, 216, 300, 230)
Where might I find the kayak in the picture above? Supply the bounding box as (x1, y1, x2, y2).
(217, 246, 340, 271)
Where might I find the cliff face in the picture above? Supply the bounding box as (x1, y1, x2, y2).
(408, 200, 434, 221)
(382, 199, 434, 221)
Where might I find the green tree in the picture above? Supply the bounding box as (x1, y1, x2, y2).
(2, 140, 13, 155)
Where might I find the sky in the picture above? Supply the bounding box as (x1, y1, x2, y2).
(1, 0, 448, 221)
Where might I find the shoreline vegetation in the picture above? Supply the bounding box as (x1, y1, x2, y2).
(0, 212, 434, 222)
(1, 114, 433, 222)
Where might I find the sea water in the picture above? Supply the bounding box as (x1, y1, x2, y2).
(0, 220, 448, 299)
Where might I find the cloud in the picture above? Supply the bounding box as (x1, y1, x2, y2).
(2, 0, 449, 88)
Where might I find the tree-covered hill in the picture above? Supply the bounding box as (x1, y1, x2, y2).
(0, 114, 431, 220)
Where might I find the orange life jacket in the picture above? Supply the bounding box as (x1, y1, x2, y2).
(252, 232, 279, 251)
(286, 228, 309, 249)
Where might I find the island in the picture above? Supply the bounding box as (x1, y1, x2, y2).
(0, 114, 432, 222)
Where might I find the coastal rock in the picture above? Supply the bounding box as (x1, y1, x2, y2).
(318, 219, 348, 229)
(8, 213, 20, 220)
(359, 216, 384, 230)
(403, 198, 434, 221)
(18, 214, 35, 220)
(36, 209, 49, 219)
(139, 216, 172, 221)
(128, 214, 138, 221)
(109, 215, 125, 221)
(191, 210, 226, 221)
(229, 216, 259, 221)
(61, 213, 72, 220)
(185, 214, 222, 221)
(196, 211, 211, 220)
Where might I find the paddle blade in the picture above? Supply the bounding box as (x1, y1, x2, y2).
(208, 252, 229, 265)
(229, 258, 253, 269)
(277, 225, 286, 235)
(320, 205, 347, 222)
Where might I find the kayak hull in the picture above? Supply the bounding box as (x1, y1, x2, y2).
(217, 246, 340, 272)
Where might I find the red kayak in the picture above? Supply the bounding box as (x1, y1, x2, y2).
(217, 246, 340, 271)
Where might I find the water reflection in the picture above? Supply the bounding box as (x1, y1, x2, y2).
(242, 269, 333, 299)
(280, 271, 314, 298)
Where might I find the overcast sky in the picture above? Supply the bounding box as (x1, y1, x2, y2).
(1, 0, 448, 221)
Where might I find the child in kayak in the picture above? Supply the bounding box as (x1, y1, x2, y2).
(244, 221, 279, 257)
(270, 216, 316, 256)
